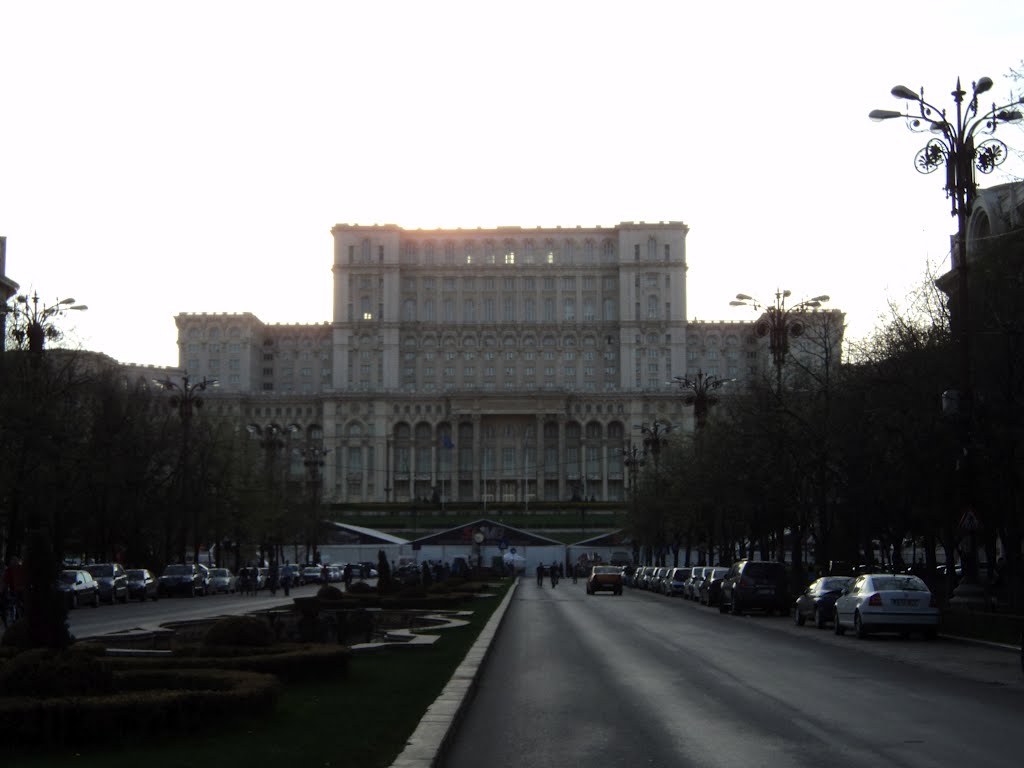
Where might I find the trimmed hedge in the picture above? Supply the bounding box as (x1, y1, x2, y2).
(103, 643, 352, 682)
(0, 667, 280, 747)
(203, 615, 275, 648)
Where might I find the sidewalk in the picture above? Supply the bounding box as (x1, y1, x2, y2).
(390, 577, 519, 768)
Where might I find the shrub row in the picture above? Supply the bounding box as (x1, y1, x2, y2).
(102, 644, 352, 683)
(0, 667, 280, 747)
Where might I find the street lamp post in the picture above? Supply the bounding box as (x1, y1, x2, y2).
(246, 422, 295, 567)
(871, 78, 1022, 601)
(302, 446, 330, 564)
(3, 290, 85, 648)
(730, 290, 830, 392)
(672, 371, 731, 430)
(636, 420, 672, 565)
(622, 443, 646, 563)
(154, 374, 217, 565)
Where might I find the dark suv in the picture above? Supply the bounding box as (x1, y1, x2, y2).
(158, 563, 209, 597)
(85, 563, 129, 604)
(719, 560, 789, 616)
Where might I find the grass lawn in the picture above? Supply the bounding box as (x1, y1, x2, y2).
(6, 581, 511, 768)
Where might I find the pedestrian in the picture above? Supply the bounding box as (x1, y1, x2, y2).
(268, 562, 279, 596)
(572, 563, 579, 584)
(343, 563, 353, 590)
(536, 562, 544, 587)
(550, 561, 559, 588)
(281, 563, 292, 596)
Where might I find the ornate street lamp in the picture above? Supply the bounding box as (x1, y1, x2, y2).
(5, 291, 87, 360)
(730, 290, 830, 391)
(635, 420, 672, 565)
(154, 374, 217, 564)
(870, 77, 1022, 600)
(622, 443, 646, 564)
(246, 422, 297, 566)
(672, 371, 732, 430)
(302, 446, 330, 564)
(3, 289, 85, 648)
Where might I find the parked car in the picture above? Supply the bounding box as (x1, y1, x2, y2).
(834, 573, 939, 639)
(282, 563, 303, 585)
(587, 565, 624, 595)
(57, 569, 100, 609)
(158, 563, 208, 597)
(665, 567, 692, 597)
(125, 568, 159, 601)
(698, 567, 729, 606)
(302, 565, 324, 585)
(85, 562, 129, 604)
(685, 567, 710, 600)
(719, 560, 790, 616)
(207, 567, 237, 594)
(793, 576, 853, 628)
(621, 564, 637, 587)
(651, 567, 670, 594)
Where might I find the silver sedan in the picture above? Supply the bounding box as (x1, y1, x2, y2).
(834, 573, 939, 639)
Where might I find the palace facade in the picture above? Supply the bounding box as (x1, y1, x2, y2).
(174, 221, 843, 505)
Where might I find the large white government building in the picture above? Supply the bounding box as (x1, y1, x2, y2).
(175, 221, 843, 507)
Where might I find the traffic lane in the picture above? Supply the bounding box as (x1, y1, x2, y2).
(443, 581, 1023, 768)
(66, 582, 326, 639)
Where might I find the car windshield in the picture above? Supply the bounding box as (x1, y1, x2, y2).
(822, 578, 852, 591)
(85, 564, 112, 577)
(871, 575, 929, 592)
(743, 563, 782, 583)
(711, 569, 728, 579)
(59, 571, 81, 584)
(164, 565, 192, 575)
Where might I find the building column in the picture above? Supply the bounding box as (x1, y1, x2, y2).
(361, 443, 369, 501)
(601, 426, 609, 501)
(557, 416, 567, 501)
(472, 414, 481, 501)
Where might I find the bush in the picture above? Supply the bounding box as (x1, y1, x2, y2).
(104, 644, 351, 683)
(203, 616, 275, 648)
(317, 585, 346, 601)
(0, 618, 31, 649)
(346, 580, 372, 595)
(0, 667, 280, 746)
(0, 647, 115, 697)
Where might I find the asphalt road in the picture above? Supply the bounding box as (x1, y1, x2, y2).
(65, 582, 327, 640)
(441, 579, 1023, 768)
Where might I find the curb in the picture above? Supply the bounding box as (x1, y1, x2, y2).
(939, 632, 1022, 654)
(390, 577, 519, 768)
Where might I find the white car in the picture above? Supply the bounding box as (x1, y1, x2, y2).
(833, 573, 939, 639)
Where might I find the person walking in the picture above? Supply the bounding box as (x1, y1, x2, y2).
(268, 562, 279, 596)
(343, 563, 353, 590)
(281, 563, 292, 596)
(536, 562, 544, 587)
(550, 561, 559, 588)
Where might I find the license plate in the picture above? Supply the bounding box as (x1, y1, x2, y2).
(891, 599, 916, 606)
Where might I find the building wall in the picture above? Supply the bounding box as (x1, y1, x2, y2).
(172, 220, 845, 506)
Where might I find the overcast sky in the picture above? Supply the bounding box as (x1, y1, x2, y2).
(1, 1, 1022, 367)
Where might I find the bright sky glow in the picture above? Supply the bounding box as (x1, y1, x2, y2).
(1, 1, 1022, 367)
